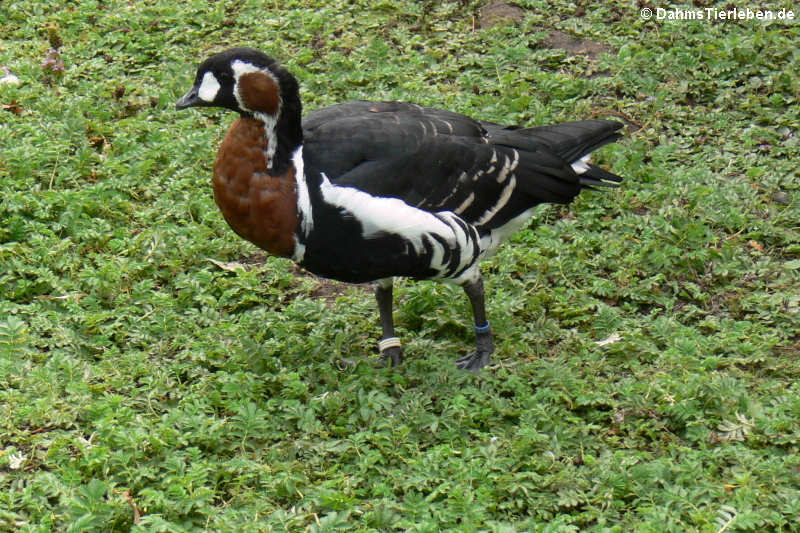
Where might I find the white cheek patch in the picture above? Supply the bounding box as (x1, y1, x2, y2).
(197, 71, 221, 102)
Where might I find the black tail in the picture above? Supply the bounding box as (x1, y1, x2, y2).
(484, 118, 624, 203)
(525, 120, 624, 190)
(579, 163, 623, 189)
(519, 120, 623, 161)
(483, 119, 623, 161)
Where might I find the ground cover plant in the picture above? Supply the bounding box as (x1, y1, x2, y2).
(1, 0, 798, 531)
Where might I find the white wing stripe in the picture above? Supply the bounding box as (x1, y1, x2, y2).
(476, 175, 516, 226)
(454, 192, 475, 214)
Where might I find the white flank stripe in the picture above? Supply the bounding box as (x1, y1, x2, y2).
(438, 213, 478, 274)
(319, 175, 452, 253)
(476, 175, 516, 226)
(570, 154, 591, 174)
(317, 175, 486, 279)
(292, 146, 312, 262)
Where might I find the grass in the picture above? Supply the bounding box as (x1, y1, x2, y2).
(1, 0, 798, 530)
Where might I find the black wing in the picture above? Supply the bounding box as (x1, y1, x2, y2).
(302, 101, 622, 231)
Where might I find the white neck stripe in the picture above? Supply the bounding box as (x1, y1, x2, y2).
(231, 60, 282, 169)
(292, 146, 313, 263)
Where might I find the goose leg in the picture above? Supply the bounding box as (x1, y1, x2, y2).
(455, 275, 494, 372)
(375, 278, 402, 366)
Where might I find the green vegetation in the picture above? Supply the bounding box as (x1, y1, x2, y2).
(1, 0, 798, 530)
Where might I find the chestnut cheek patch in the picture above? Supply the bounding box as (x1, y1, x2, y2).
(238, 71, 280, 115)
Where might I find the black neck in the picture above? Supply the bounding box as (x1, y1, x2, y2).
(271, 110, 302, 176)
(269, 68, 303, 176)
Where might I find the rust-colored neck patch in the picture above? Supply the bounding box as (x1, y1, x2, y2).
(212, 117, 298, 257)
(238, 71, 280, 115)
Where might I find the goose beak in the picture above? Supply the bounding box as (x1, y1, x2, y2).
(175, 87, 201, 110)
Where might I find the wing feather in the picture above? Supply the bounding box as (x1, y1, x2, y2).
(302, 101, 622, 233)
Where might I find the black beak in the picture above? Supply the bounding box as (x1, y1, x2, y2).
(175, 87, 201, 110)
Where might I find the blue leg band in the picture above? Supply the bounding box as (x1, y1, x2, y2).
(475, 322, 491, 334)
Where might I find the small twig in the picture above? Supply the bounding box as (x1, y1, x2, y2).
(589, 107, 644, 131)
(36, 292, 86, 301)
(28, 425, 60, 435)
(117, 490, 142, 525)
(49, 156, 60, 190)
(716, 505, 737, 533)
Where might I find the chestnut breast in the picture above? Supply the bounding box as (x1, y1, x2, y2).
(213, 117, 298, 257)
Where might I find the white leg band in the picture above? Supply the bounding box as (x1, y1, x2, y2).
(378, 337, 402, 352)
